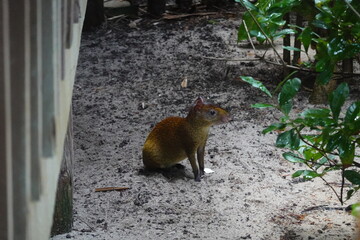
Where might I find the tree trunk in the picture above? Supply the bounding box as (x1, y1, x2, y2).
(51, 109, 74, 236)
(202, 0, 233, 8)
(293, 14, 303, 65)
(83, 0, 105, 31)
(283, 13, 291, 64)
(309, 78, 337, 104)
(342, 58, 353, 82)
(283, 13, 291, 78)
(147, 0, 166, 17)
(176, 0, 193, 12)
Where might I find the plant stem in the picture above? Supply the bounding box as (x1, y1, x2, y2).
(242, 20, 257, 52)
(294, 130, 360, 168)
(262, 49, 268, 59)
(340, 167, 345, 205)
(294, 128, 337, 166)
(321, 174, 343, 204)
(264, 59, 360, 76)
(238, 0, 287, 66)
(198, 55, 360, 77)
(272, 70, 298, 95)
(306, 163, 343, 204)
(344, 0, 360, 19)
(353, 161, 360, 168)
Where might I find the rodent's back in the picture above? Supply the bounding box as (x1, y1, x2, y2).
(143, 116, 189, 169)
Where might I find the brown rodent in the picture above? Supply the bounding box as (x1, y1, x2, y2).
(142, 97, 230, 181)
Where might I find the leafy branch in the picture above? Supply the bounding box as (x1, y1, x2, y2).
(236, 0, 360, 84)
(236, 0, 287, 66)
(241, 75, 360, 205)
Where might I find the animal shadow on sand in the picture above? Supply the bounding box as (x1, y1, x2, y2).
(138, 164, 193, 182)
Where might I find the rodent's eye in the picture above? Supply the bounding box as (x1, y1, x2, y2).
(209, 109, 217, 116)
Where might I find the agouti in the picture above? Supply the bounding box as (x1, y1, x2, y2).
(142, 97, 230, 181)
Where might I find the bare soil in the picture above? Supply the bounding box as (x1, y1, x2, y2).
(52, 8, 360, 240)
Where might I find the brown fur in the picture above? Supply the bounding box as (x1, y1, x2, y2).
(142, 97, 230, 181)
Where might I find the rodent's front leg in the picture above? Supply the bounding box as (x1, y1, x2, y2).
(188, 154, 201, 182)
(197, 144, 205, 177)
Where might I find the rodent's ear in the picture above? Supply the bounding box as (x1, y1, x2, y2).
(193, 97, 205, 111)
(194, 97, 205, 105)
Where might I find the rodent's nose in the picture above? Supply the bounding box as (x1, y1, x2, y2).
(222, 114, 231, 123)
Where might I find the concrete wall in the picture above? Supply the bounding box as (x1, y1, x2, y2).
(0, 0, 87, 239)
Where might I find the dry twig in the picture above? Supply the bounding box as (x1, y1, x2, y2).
(242, 20, 256, 52)
(95, 187, 130, 192)
(162, 12, 217, 20)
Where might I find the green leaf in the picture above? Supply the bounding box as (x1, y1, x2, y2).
(241, 76, 272, 97)
(344, 170, 360, 185)
(322, 165, 340, 174)
(280, 115, 290, 123)
(315, 0, 330, 5)
(298, 26, 312, 52)
(346, 189, 354, 201)
(276, 129, 300, 150)
(273, 28, 296, 38)
(236, 0, 258, 11)
(278, 78, 301, 115)
(250, 30, 266, 43)
(282, 46, 302, 52)
(292, 118, 304, 124)
(276, 131, 291, 148)
(316, 6, 334, 24)
(303, 148, 322, 161)
(316, 67, 333, 84)
(316, 157, 329, 169)
(256, 0, 274, 11)
(292, 170, 304, 178)
(262, 123, 286, 134)
(325, 132, 342, 152)
(351, 202, 360, 216)
(338, 141, 355, 166)
(302, 170, 321, 180)
(315, 58, 328, 72)
(251, 103, 275, 109)
(327, 38, 360, 61)
(344, 102, 360, 134)
(345, 102, 360, 123)
(238, 13, 256, 41)
(280, 101, 293, 117)
(272, 0, 301, 10)
(300, 108, 330, 119)
(287, 24, 304, 31)
(283, 152, 304, 163)
(312, 19, 330, 29)
(328, 82, 349, 121)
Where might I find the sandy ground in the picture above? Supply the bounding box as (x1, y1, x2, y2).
(52, 7, 360, 240)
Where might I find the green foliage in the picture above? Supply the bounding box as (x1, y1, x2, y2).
(242, 75, 360, 204)
(350, 202, 360, 217)
(241, 76, 272, 97)
(236, 0, 360, 84)
(329, 82, 350, 121)
(236, 0, 299, 43)
(278, 78, 301, 115)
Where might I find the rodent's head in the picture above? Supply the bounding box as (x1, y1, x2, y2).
(188, 97, 230, 126)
